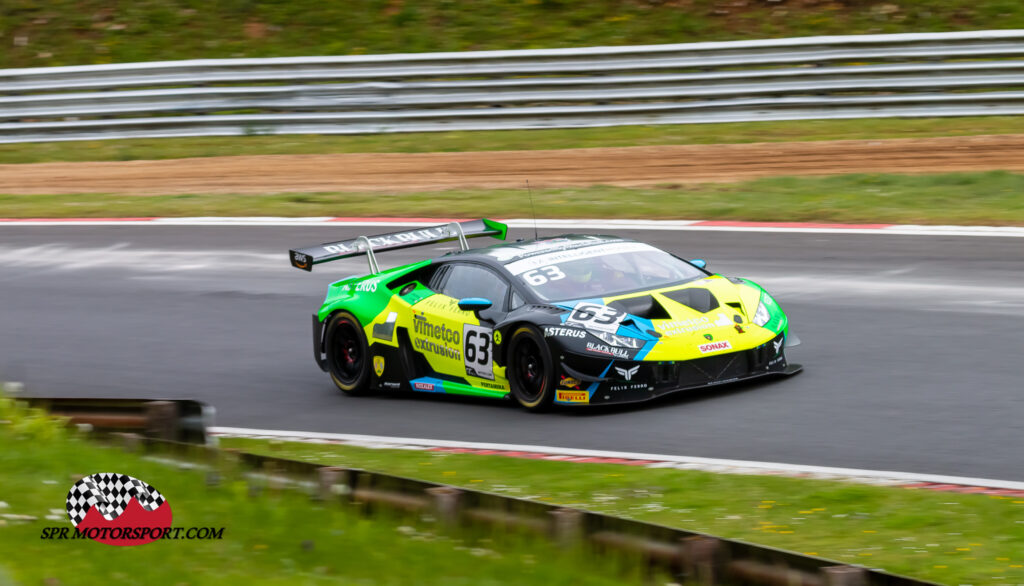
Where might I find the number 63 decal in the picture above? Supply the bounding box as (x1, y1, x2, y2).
(463, 324, 494, 380)
(565, 303, 626, 333)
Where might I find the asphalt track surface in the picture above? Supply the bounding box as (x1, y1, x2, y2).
(2, 225, 1023, 480)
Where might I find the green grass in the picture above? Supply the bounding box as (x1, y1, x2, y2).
(221, 437, 1024, 585)
(4, 171, 1024, 226)
(3, 117, 1024, 164)
(3, 0, 1024, 68)
(0, 397, 649, 585)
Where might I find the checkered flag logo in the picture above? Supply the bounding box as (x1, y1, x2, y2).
(66, 473, 166, 527)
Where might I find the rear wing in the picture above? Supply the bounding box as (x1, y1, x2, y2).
(288, 218, 508, 272)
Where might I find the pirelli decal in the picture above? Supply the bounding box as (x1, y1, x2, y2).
(556, 390, 589, 404)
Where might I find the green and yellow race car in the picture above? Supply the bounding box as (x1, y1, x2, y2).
(289, 219, 801, 411)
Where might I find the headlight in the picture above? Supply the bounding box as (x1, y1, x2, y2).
(591, 331, 643, 348)
(753, 298, 771, 326)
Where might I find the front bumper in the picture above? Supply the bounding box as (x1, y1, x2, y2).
(556, 332, 799, 406)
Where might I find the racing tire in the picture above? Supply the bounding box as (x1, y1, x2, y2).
(325, 311, 371, 396)
(508, 325, 556, 412)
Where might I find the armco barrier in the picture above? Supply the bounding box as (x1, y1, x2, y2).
(2, 30, 1024, 142)
(108, 433, 942, 586)
(22, 397, 212, 444)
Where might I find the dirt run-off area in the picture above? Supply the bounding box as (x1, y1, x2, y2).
(3, 134, 1024, 195)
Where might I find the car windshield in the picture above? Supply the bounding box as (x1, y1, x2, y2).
(503, 241, 706, 301)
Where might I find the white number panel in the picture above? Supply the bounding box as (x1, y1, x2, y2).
(564, 303, 626, 333)
(463, 324, 494, 380)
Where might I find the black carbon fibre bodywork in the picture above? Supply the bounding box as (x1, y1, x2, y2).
(555, 332, 796, 406)
(493, 304, 798, 405)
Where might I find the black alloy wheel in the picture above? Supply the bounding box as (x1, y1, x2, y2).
(508, 325, 555, 411)
(325, 312, 371, 395)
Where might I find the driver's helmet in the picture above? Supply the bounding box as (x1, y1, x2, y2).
(562, 260, 594, 284)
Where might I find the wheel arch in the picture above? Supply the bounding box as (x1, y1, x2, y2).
(494, 320, 552, 367)
(503, 322, 557, 412)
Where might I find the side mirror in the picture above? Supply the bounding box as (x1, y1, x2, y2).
(458, 297, 493, 313)
(689, 259, 707, 269)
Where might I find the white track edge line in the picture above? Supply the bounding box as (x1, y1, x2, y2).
(5, 218, 1024, 237)
(210, 426, 1024, 491)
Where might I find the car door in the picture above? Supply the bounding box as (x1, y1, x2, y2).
(409, 262, 510, 385)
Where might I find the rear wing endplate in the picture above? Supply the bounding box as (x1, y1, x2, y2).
(288, 218, 508, 272)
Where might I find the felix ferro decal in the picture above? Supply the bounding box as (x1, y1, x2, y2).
(614, 365, 639, 381)
(40, 473, 224, 546)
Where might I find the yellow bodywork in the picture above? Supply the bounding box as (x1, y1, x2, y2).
(602, 275, 776, 361)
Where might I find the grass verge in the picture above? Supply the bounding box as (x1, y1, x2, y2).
(4, 171, 1024, 226)
(3, 118, 1024, 164)
(4, 0, 1024, 69)
(221, 437, 1024, 585)
(0, 396, 648, 585)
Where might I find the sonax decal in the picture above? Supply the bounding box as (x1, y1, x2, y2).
(698, 340, 732, 354)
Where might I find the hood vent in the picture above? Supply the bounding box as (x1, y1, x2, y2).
(608, 295, 671, 320)
(726, 301, 746, 318)
(662, 288, 720, 313)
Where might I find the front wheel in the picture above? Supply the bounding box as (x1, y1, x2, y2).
(508, 325, 555, 412)
(325, 311, 371, 395)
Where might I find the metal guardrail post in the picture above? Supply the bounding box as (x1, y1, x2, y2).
(549, 508, 584, 547)
(317, 466, 347, 503)
(145, 400, 177, 440)
(822, 566, 869, 586)
(682, 535, 725, 586)
(426, 486, 462, 526)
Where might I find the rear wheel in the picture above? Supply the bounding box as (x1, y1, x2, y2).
(325, 312, 371, 395)
(508, 326, 555, 412)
